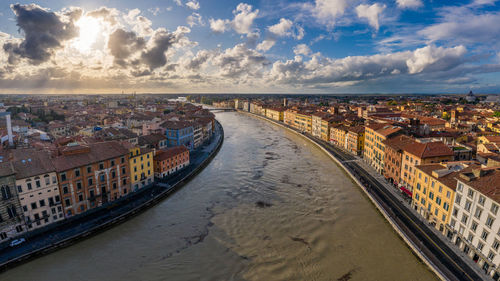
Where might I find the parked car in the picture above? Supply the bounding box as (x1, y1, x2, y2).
(9, 238, 26, 247)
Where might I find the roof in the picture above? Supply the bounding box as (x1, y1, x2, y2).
(376, 125, 403, 138)
(459, 168, 500, 205)
(0, 161, 15, 177)
(403, 141, 454, 159)
(416, 162, 478, 191)
(52, 141, 128, 172)
(154, 146, 189, 161)
(11, 149, 55, 179)
(160, 120, 193, 130)
(383, 135, 415, 152)
(138, 133, 167, 146)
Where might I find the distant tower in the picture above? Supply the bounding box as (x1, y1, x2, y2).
(0, 112, 14, 147)
(283, 98, 288, 107)
(465, 90, 476, 103)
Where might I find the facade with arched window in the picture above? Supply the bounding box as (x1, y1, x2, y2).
(0, 162, 24, 241)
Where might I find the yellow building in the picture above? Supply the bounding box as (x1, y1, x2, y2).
(330, 124, 348, 149)
(400, 141, 454, 191)
(265, 107, 285, 121)
(128, 146, 155, 191)
(412, 162, 475, 235)
(363, 123, 402, 174)
(295, 111, 312, 134)
(321, 117, 337, 142)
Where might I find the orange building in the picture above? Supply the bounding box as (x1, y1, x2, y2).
(154, 146, 190, 178)
(52, 141, 131, 218)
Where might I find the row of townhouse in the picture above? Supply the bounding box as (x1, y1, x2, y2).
(0, 140, 190, 243)
(411, 162, 500, 280)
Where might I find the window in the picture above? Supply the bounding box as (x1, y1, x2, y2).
(475, 207, 483, 219)
(6, 205, 17, 218)
(442, 214, 446, 222)
(121, 156, 125, 164)
(111, 170, 116, 179)
(1, 186, 11, 200)
(87, 166, 92, 173)
(471, 221, 478, 232)
(482, 230, 489, 241)
(415, 193, 420, 201)
(488, 251, 495, 261)
(461, 214, 468, 224)
(65, 198, 71, 206)
(27, 182, 32, 190)
(122, 178, 127, 185)
(467, 233, 474, 242)
(434, 209, 439, 216)
(39, 199, 45, 207)
(78, 194, 83, 202)
(436, 197, 442, 206)
(99, 162, 104, 170)
(52, 176, 57, 184)
(429, 192, 434, 200)
(446, 191, 451, 199)
(450, 219, 456, 228)
(76, 181, 82, 190)
(31, 202, 37, 210)
(121, 167, 126, 175)
(487, 216, 495, 228)
(478, 242, 484, 251)
(492, 204, 499, 215)
(467, 189, 474, 198)
(45, 175, 50, 185)
(438, 185, 443, 193)
(100, 174, 105, 182)
(62, 184, 69, 194)
(493, 240, 500, 251)
(88, 177, 93, 186)
(479, 196, 486, 206)
(457, 183, 463, 192)
(465, 200, 472, 212)
(110, 160, 115, 166)
(35, 178, 41, 188)
(61, 172, 67, 181)
(17, 185, 22, 193)
(443, 202, 449, 211)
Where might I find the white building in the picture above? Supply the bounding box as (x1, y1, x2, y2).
(449, 168, 500, 279)
(13, 150, 65, 230)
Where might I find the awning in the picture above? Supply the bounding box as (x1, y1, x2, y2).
(400, 186, 412, 197)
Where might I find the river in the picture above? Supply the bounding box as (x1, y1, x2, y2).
(1, 112, 437, 281)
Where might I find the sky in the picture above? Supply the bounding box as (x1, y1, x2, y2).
(0, 0, 499, 94)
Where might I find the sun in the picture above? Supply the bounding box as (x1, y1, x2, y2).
(72, 16, 102, 53)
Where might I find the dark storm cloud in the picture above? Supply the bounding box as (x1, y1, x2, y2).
(107, 28, 146, 67)
(140, 29, 179, 70)
(3, 4, 81, 64)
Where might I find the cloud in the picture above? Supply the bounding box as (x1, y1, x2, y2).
(209, 18, 230, 33)
(173, 0, 183, 7)
(186, 1, 200, 10)
(187, 12, 203, 27)
(87, 7, 118, 25)
(268, 18, 293, 36)
(256, 39, 276, 52)
(418, 10, 500, 44)
(3, 4, 81, 64)
(269, 45, 468, 86)
(148, 7, 162, 16)
(140, 26, 191, 71)
(107, 28, 146, 66)
(232, 3, 259, 35)
(311, 0, 348, 28)
(396, 0, 423, 9)
(212, 43, 268, 78)
(209, 3, 259, 36)
(356, 3, 386, 31)
(293, 44, 311, 56)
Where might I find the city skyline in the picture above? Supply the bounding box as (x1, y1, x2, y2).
(0, 0, 500, 94)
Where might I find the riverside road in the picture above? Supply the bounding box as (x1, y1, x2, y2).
(245, 111, 485, 281)
(312, 134, 483, 281)
(0, 122, 223, 271)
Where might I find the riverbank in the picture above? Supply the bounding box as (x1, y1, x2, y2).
(240, 111, 488, 281)
(0, 121, 224, 273)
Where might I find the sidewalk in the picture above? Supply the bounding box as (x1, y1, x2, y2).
(332, 145, 491, 281)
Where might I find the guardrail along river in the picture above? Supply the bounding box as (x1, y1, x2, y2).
(1, 112, 437, 281)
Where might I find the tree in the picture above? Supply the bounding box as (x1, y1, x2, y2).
(494, 111, 500, 117)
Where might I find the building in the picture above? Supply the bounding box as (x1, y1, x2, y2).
(265, 107, 285, 121)
(312, 112, 329, 139)
(346, 126, 365, 155)
(161, 121, 194, 150)
(449, 168, 500, 278)
(52, 141, 131, 218)
(0, 162, 24, 241)
(383, 135, 415, 190)
(330, 124, 348, 149)
(364, 123, 402, 174)
(295, 111, 312, 133)
(284, 108, 298, 127)
(12, 150, 64, 231)
(138, 133, 168, 150)
(400, 141, 454, 192)
(154, 146, 190, 178)
(412, 162, 474, 235)
(193, 121, 203, 149)
(124, 144, 154, 191)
